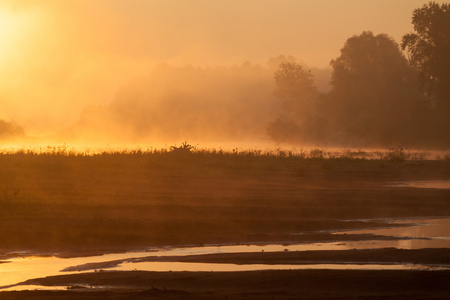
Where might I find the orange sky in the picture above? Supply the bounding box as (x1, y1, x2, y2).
(0, 0, 446, 136)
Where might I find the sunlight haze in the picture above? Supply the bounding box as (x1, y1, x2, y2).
(0, 0, 446, 145)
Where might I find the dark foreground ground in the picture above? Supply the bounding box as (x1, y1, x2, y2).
(1, 151, 450, 298)
(3, 270, 450, 299)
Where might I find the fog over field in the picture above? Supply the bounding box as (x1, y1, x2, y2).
(1, 3, 450, 299)
(0, 0, 449, 149)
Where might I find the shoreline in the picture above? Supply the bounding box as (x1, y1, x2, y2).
(55, 247, 450, 272)
(2, 269, 450, 299)
(1, 214, 447, 261)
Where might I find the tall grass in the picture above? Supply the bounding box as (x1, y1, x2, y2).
(0, 143, 447, 161)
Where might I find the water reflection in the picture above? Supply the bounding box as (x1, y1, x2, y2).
(1, 285, 68, 292)
(0, 253, 158, 289)
(1, 217, 449, 290)
(116, 261, 449, 272)
(336, 218, 450, 249)
(391, 180, 450, 189)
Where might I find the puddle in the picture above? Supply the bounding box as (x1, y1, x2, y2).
(335, 217, 450, 248)
(0, 252, 159, 290)
(391, 180, 450, 189)
(1, 217, 450, 291)
(117, 261, 449, 272)
(0, 285, 68, 292)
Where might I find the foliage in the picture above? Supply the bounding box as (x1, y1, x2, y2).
(267, 29, 439, 147)
(273, 62, 317, 108)
(401, 2, 450, 110)
(328, 31, 421, 145)
(309, 148, 324, 159)
(170, 141, 195, 154)
(1, 144, 445, 162)
(267, 62, 320, 143)
(384, 147, 409, 163)
(330, 32, 413, 102)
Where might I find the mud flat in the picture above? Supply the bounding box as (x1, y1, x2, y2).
(2, 269, 450, 299)
(120, 248, 450, 266)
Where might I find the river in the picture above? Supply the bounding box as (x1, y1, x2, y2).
(1, 216, 449, 291)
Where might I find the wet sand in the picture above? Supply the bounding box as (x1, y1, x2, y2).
(124, 248, 450, 266)
(3, 269, 450, 299)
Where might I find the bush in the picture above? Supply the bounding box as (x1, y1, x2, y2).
(170, 141, 195, 154)
(384, 147, 409, 163)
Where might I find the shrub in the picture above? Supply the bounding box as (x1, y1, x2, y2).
(170, 141, 195, 154)
(384, 147, 409, 163)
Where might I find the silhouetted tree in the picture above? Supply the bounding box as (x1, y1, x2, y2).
(267, 62, 320, 143)
(274, 62, 317, 107)
(0, 119, 25, 140)
(328, 31, 421, 146)
(402, 2, 450, 110)
(266, 55, 297, 71)
(401, 2, 450, 147)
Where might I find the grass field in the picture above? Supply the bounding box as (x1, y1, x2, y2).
(1, 146, 449, 254)
(1, 146, 450, 299)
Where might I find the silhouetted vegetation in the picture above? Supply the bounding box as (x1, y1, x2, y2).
(402, 2, 450, 111)
(1, 144, 447, 161)
(170, 141, 195, 154)
(267, 62, 320, 143)
(402, 2, 450, 146)
(268, 2, 450, 149)
(0, 119, 25, 140)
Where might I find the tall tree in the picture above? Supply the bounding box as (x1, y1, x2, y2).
(402, 2, 450, 110)
(273, 62, 317, 113)
(267, 62, 320, 143)
(328, 31, 420, 146)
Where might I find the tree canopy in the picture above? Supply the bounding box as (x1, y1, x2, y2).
(274, 62, 317, 111)
(402, 2, 450, 110)
(268, 31, 428, 147)
(267, 62, 320, 143)
(328, 31, 420, 145)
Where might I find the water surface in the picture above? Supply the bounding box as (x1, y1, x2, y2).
(1, 216, 449, 291)
(392, 180, 450, 189)
(336, 217, 450, 249)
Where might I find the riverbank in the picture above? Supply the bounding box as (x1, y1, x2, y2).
(51, 247, 450, 272)
(3, 269, 450, 299)
(104, 248, 450, 267)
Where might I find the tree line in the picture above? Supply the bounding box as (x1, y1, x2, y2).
(268, 2, 450, 148)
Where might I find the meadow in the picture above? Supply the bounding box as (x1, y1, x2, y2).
(1, 145, 450, 299)
(1, 145, 449, 255)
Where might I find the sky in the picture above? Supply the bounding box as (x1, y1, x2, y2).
(0, 0, 446, 138)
